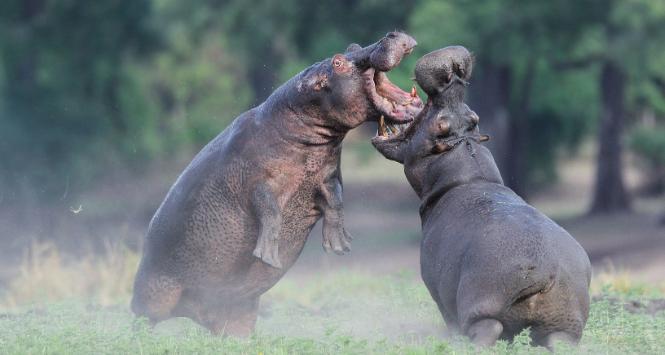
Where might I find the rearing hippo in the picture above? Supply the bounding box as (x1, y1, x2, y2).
(131, 32, 423, 336)
(372, 46, 591, 348)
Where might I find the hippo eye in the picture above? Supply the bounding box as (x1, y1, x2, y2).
(333, 59, 343, 68)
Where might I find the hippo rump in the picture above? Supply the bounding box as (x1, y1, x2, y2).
(131, 32, 423, 336)
(371, 46, 591, 348)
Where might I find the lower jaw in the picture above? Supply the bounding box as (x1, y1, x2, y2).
(375, 115, 411, 140)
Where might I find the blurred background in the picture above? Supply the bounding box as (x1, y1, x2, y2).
(0, 0, 664, 308)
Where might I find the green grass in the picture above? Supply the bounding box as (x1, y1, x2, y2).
(1, 271, 664, 354)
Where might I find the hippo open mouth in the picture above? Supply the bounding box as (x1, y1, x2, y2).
(364, 68, 423, 125)
(344, 31, 424, 127)
(371, 94, 424, 145)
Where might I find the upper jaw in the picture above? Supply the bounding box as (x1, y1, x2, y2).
(364, 69, 423, 124)
(346, 32, 424, 125)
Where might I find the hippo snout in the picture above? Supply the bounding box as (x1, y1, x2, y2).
(415, 46, 473, 97)
(370, 32, 417, 72)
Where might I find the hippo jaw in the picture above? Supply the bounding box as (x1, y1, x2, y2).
(363, 69, 423, 124)
(370, 100, 425, 164)
(286, 32, 424, 138)
(349, 31, 424, 125)
(371, 46, 477, 163)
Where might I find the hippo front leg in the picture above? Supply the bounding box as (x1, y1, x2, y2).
(251, 183, 283, 269)
(319, 177, 353, 254)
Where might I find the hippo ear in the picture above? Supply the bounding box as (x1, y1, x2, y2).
(345, 43, 362, 53)
(331, 54, 352, 74)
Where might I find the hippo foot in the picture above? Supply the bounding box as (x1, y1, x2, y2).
(467, 318, 503, 347)
(542, 331, 577, 350)
(253, 237, 282, 269)
(323, 226, 353, 255)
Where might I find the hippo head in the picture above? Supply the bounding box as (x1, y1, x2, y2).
(292, 32, 424, 132)
(371, 46, 488, 195)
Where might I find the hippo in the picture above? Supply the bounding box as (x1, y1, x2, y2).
(131, 32, 423, 336)
(371, 46, 591, 348)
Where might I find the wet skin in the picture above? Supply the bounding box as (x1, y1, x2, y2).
(131, 32, 423, 336)
(372, 46, 591, 349)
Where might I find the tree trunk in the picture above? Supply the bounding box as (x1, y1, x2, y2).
(248, 60, 278, 105)
(103, 69, 127, 133)
(590, 61, 631, 214)
(469, 63, 511, 182)
(10, 0, 44, 98)
(504, 59, 536, 198)
(248, 39, 284, 105)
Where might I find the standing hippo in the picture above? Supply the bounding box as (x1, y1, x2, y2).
(371, 46, 591, 348)
(131, 32, 423, 336)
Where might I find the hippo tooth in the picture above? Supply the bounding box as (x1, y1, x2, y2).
(379, 115, 387, 137)
(388, 123, 398, 135)
(411, 85, 418, 98)
(479, 134, 490, 142)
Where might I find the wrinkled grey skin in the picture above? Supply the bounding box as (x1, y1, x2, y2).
(372, 46, 591, 349)
(131, 32, 422, 336)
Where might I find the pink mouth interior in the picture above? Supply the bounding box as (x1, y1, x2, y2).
(364, 68, 424, 139)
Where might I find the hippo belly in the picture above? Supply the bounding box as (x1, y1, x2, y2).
(132, 113, 326, 333)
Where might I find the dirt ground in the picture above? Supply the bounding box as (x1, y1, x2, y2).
(0, 140, 663, 289)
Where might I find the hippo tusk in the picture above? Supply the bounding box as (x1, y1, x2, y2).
(379, 115, 387, 137)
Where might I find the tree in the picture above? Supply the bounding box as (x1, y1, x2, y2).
(0, 0, 157, 206)
(409, 0, 603, 196)
(590, 59, 631, 213)
(582, 0, 665, 214)
(220, 0, 418, 104)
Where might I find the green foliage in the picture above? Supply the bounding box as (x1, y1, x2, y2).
(148, 2, 253, 149)
(0, 0, 157, 202)
(409, 0, 604, 188)
(2, 0, 665, 204)
(629, 125, 665, 167)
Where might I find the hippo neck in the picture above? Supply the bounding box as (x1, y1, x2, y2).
(418, 141, 503, 218)
(261, 80, 350, 147)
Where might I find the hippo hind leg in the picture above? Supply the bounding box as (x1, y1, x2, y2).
(131, 271, 182, 326)
(456, 276, 507, 346)
(539, 331, 579, 350)
(525, 280, 587, 349)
